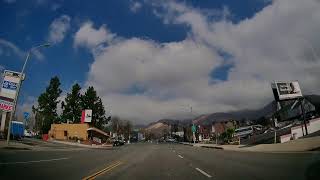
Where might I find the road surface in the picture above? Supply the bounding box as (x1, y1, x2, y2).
(1, 142, 319, 180)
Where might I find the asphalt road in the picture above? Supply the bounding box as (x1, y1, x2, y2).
(1, 142, 320, 180)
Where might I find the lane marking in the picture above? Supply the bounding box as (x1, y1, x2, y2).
(178, 155, 183, 159)
(195, 168, 212, 178)
(0, 157, 70, 165)
(82, 161, 123, 180)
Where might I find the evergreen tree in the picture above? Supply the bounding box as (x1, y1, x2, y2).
(81, 86, 109, 129)
(61, 83, 82, 123)
(33, 76, 62, 134)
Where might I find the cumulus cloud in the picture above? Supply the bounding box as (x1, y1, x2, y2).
(74, 21, 116, 49)
(76, 0, 320, 124)
(48, 15, 71, 44)
(130, 1, 142, 13)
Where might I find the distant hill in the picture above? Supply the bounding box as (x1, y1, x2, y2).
(191, 101, 276, 126)
(145, 94, 320, 130)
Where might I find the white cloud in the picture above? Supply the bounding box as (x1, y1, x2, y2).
(130, 1, 142, 13)
(74, 21, 116, 49)
(0, 39, 45, 60)
(0, 39, 25, 58)
(48, 15, 71, 44)
(77, 0, 320, 124)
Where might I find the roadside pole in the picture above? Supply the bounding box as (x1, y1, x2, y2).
(6, 43, 50, 146)
(300, 98, 308, 135)
(215, 132, 218, 145)
(192, 124, 196, 144)
(6, 52, 29, 146)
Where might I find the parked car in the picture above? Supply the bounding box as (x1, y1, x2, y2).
(113, 139, 125, 146)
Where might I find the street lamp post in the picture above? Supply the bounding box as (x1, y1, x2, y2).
(6, 43, 50, 145)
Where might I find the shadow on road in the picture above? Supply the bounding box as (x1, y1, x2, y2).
(305, 160, 320, 180)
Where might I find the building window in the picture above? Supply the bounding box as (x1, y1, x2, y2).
(64, 131, 68, 137)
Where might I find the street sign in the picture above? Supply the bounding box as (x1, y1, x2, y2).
(0, 70, 23, 112)
(192, 124, 196, 132)
(23, 112, 30, 121)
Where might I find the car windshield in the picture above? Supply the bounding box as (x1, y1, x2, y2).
(1, 0, 320, 180)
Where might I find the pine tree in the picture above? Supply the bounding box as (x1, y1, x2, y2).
(81, 86, 109, 129)
(61, 83, 82, 123)
(33, 76, 62, 134)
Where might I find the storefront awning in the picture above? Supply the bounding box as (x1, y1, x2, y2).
(87, 127, 110, 137)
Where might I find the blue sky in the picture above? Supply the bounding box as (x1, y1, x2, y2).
(1, 0, 319, 124)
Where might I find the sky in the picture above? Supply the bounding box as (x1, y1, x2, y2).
(0, 0, 320, 124)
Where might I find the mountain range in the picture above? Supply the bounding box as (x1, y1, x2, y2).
(144, 94, 320, 131)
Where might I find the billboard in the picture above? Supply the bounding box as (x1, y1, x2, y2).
(81, 109, 92, 123)
(0, 70, 23, 112)
(271, 81, 303, 101)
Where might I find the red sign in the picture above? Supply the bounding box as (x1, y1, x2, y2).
(81, 110, 85, 124)
(0, 101, 13, 111)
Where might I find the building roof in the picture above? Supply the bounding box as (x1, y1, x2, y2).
(87, 127, 110, 137)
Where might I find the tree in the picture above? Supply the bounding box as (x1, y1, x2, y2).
(61, 83, 82, 123)
(81, 86, 109, 129)
(33, 76, 62, 134)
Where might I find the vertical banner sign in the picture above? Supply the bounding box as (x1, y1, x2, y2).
(81, 109, 92, 123)
(81, 110, 85, 123)
(0, 70, 23, 112)
(84, 109, 92, 122)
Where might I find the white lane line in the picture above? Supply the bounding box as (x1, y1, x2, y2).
(195, 168, 212, 178)
(178, 155, 183, 159)
(0, 157, 70, 165)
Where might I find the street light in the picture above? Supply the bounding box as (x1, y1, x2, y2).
(6, 43, 50, 145)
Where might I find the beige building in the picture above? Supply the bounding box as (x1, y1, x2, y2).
(49, 123, 90, 141)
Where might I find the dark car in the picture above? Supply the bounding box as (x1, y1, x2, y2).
(113, 140, 125, 146)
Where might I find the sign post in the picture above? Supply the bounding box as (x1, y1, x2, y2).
(192, 124, 196, 144)
(0, 70, 24, 144)
(271, 80, 307, 137)
(4, 70, 25, 145)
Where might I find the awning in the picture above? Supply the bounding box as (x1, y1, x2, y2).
(87, 127, 110, 137)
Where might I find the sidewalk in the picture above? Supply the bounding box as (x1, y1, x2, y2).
(0, 140, 33, 150)
(181, 136, 320, 152)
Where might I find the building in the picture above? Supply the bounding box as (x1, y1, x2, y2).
(48, 123, 110, 144)
(211, 120, 237, 135)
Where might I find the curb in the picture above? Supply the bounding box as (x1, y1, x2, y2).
(199, 145, 224, 150)
(50, 140, 113, 149)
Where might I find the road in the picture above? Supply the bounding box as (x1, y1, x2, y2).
(1, 142, 320, 180)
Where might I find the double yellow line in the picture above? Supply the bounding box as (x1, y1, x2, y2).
(82, 161, 123, 180)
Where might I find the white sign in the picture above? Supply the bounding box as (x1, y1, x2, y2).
(0, 70, 22, 112)
(272, 81, 303, 101)
(84, 109, 92, 122)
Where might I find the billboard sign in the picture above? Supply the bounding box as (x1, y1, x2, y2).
(0, 70, 23, 112)
(81, 109, 92, 123)
(0, 99, 13, 111)
(271, 81, 303, 101)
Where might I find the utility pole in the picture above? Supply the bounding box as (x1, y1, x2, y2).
(6, 43, 50, 146)
(300, 98, 308, 135)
